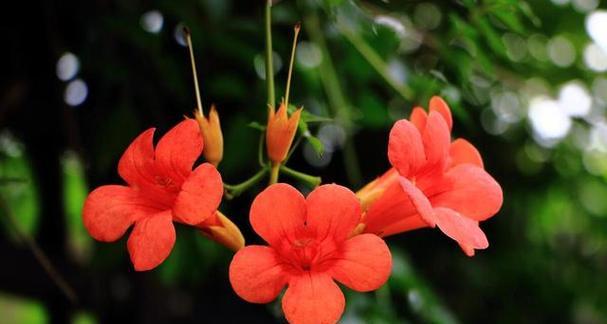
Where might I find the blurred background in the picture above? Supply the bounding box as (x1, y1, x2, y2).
(1, 0, 607, 323)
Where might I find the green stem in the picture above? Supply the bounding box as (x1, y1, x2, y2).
(224, 168, 268, 199)
(258, 131, 266, 167)
(338, 26, 413, 101)
(280, 165, 321, 188)
(269, 162, 280, 185)
(265, 0, 275, 106)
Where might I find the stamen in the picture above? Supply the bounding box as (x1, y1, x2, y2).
(284, 22, 301, 109)
(183, 26, 204, 115)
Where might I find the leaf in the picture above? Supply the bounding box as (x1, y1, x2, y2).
(286, 105, 332, 123)
(0, 136, 39, 239)
(302, 111, 333, 123)
(305, 135, 324, 156)
(518, 1, 541, 27)
(248, 121, 266, 131)
(62, 152, 92, 262)
(491, 8, 525, 33)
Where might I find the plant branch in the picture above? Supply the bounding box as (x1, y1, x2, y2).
(280, 165, 321, 188)
(224, 168, 268, 199)
(0, 195, 78, 304)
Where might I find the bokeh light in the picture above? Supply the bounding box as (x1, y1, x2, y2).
(528, 96, 572, 145)
(56, 52, 80, 81)
(557, 81, 592, 117)
(253, 52, 283, 80)
(547, 35, 576, 67)
(296, 42, 322, 68)
(173, 23, 187, 46)
(586, 10, 607, 51)
(140, 10, 164, 34)
(64, 79, 88, 107)
(583, 43, 607, 72)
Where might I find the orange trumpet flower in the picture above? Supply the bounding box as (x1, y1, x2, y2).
(229, 183, 392, 324)
(83, 119, 243, 271)
(358, 96, 503, 256)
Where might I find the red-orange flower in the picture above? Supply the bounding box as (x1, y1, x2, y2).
(229, 183, 392, 324)
(83, 119, 238, 271)
(360, 96, 503, 256)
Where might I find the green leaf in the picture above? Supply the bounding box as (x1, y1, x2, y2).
(0, 293, 47, 324)
(0, 135, 39, 239)
(301, 111, 333, 123)
(248, 121, 266, 131)
(305, 135, 324, 156)
(62, 152, 92, 262)
(518, 1, 541, 27)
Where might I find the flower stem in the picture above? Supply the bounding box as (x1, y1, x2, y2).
(280, 165, 321, 188)
(258, 131, 266, 168)
(269, 162, 280, 185)
(224, 168, 268, 199)
(265, 0, 275, 106)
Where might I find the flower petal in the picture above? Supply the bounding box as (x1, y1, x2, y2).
(83, 185, 153, 242)
(399, 176, 436, 227)
(282, 273, 345, 324)
(306, 184, 361, 243)
(155, 118, 203, 182)
(421, 111, 451, 167)
(379, 214, 428, 237)
(127, 210, 175, 271)
(229, 245, 288, 303)
(434, 207, 488, 256)
(449, 138, 483, 168)
(431, 164, 503, 221)
(173, 163, 223, 225)
(409, 107, 427, 132)
(356, 168, 399, 211)
(388, 120, 426, 177)
(429, 96, 453, 131)
(250, 183, 306, 247)
(363, 180, 417, 236)
(118, 128, 157, 189)
(328, 234, 391, 291)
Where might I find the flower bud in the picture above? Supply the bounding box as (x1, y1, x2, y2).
(194, 105, 224, 166)
(266, 102, 302, 164)
(197, 211, 245, 252)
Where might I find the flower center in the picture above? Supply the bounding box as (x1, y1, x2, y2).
(289, 238, 321, 272)
(154, 175, 179, 191)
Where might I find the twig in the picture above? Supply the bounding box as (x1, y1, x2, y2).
(0, 195, 78, 304)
